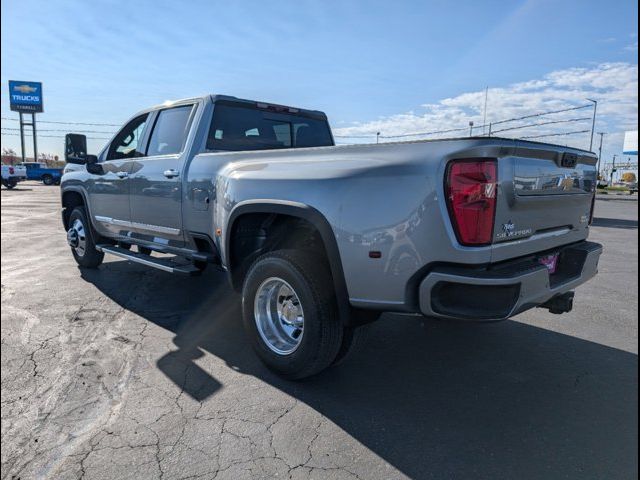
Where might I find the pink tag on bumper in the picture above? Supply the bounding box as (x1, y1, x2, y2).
(539, 253, 559, 274)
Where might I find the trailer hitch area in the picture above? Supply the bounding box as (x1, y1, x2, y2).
(539, 291, 575, 315)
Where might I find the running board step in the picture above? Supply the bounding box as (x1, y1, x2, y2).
(96, 245, 201, 276)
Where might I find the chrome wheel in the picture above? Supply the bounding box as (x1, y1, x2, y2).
(254, 277, 304, 355)
(67, 218, 87, 257)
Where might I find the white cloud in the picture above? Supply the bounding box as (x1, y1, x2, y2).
(625, 41, 638, 51)
(334, 62, 638, 153)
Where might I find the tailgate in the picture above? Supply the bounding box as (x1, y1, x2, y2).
(492, 142, 597, 262)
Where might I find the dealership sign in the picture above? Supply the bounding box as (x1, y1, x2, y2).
(8, 80, 43, 113)
(623, 130, 638, 155)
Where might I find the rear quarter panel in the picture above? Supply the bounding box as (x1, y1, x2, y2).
(207, 140, 515, 308)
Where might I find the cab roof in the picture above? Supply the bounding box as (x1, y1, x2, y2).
(146, 94, 328, 120)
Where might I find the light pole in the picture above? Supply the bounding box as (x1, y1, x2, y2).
(376, 132, 380, 144)
(597, 132, 605, 181)
(469, 121, 474, 137)
(587, 98, 597, 151)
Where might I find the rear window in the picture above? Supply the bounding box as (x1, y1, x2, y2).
(206, 103, 333, 151)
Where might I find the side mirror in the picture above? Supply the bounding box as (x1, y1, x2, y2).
(85, 155, 104, 175)
(65, 134, 88, 164)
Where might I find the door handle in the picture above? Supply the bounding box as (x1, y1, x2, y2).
(163, 169, 180, 178)
(115, 171, 129, 178)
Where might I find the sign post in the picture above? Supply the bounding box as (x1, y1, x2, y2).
(8, 80, 43, 163)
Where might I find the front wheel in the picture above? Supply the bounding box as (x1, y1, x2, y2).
(242, 250, 343, 380)
(2, 178, 17, 189)
(67, 206, 104, 268)
(42, 175, 54, 186)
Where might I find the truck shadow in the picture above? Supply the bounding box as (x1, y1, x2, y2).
(592, 217, 638, 229)
(80, 261, 638, 479)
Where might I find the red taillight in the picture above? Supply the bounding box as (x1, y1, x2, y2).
(8, 167, 14, 175)
(445, 159, 498, 246)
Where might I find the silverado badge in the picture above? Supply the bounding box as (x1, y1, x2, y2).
(496, 220, 532, 240)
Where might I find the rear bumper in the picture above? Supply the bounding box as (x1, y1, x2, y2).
(418, 241, 602, 321)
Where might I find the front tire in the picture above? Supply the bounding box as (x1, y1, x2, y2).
(67, 206, 104, 268)
(42, 175, 54, 186)
(242, 250, 343, 380)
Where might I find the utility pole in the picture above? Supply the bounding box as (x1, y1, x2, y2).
(597, 132, 605, 181)
(610, 154, 618, 184)
(587, 98, 597, 151)
(482, 87, 489, 135)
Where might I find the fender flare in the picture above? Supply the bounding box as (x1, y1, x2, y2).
(225, 200, 351, 324)
(61, 187, 95, 230)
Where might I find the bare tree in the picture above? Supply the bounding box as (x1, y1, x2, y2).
(2, 147, 17, 165)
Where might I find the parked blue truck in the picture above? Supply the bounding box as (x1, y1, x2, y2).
(20, 162, 63, 185)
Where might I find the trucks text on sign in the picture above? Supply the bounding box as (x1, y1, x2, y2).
(8, 80, 43, 113)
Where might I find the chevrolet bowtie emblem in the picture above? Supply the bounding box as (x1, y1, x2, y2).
(13, 84, 37, 94)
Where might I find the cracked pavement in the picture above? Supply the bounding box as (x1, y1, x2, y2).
(1, 183, 638, 480)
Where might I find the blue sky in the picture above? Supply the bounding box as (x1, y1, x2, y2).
(1, 0, 637, 162)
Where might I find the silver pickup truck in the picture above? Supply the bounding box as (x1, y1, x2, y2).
(61, 94, 602, 378)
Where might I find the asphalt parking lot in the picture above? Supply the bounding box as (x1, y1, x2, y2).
(1, 182, 637, 480)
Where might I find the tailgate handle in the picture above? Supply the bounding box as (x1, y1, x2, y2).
(561, 153, 578, 168)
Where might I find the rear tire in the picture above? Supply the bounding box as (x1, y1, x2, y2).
(67, 207, 104, 268)
(42, 175, 54, 186)
(242, 250, 343, 380)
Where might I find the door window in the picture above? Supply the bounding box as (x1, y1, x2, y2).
(146, 105, 194, 156)
(107, 114, 149, 160)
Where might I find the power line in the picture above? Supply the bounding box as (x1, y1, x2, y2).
(489, 116, 591, 135)
(1, 116, 121, 127)
(334, 103, 595, 139)
(1, 102, 598, 148)
(381, 126, 469, 139)
(2, 126, 115, 134)
(335, 125, 469, 139)
(333, 134, 379, 138)
(1, 131, 111, 140)
(519, 129, 591, 140)
(488, 103, 593, 127)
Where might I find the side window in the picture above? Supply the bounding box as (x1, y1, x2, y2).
(107, 114, 149, 160)
(207, 104, 291, 151)
(146, 105, 194, 156)
(206, 103, 332, 151)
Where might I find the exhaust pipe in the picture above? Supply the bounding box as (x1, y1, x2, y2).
(540, 291, 574, 315)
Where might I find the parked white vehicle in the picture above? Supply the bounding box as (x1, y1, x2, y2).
(1, 164, 27, 189)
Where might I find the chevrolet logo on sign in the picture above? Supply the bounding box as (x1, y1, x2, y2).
(8, 80, 43, 113)
(13, 84, 38, 94)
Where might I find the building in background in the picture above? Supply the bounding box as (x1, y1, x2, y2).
(623, 130, 638, 156)
(601, 130, 638, 185)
